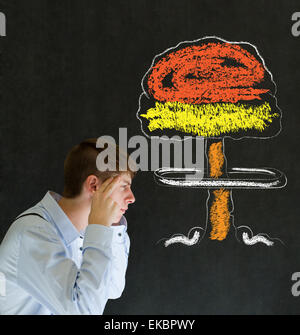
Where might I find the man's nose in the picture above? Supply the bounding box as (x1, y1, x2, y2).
(127, 190, 135, 205)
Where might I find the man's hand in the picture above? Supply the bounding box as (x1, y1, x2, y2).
(88, 176, 121, 227)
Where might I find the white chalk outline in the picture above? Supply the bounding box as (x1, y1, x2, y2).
(242, 232, 274, 246)
(156, 191, 210, 247)
(154, 166, 287, 189)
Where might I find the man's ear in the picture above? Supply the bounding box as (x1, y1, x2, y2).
(85, 175, 100, 194)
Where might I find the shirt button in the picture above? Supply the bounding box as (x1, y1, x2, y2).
(118, 233, 122, 237)
(79, 247, 83, 251)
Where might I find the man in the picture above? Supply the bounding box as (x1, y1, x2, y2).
(0, 138, 136, 315)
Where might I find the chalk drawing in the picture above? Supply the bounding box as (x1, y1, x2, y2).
(137, 36, 287, 247)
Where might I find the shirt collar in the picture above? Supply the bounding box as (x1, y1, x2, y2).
(40, 191, 80, 246)
(119, 215, 127, 226)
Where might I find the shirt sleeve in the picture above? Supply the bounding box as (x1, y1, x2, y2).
(106, 225, 130, 300)
(17, 220, 128, 315)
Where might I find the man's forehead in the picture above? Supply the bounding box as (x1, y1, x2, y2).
(120, 172, 132, 184)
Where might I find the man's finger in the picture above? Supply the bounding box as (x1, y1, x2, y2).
(103, 175, 121, 197)
(98, 177, 114, 192)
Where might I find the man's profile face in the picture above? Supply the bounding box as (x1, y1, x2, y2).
(109, 172, 135, 223)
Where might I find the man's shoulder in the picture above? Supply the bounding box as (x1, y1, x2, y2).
(3, 207, 58, 245)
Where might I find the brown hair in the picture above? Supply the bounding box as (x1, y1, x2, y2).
(62, 138, 136, 198)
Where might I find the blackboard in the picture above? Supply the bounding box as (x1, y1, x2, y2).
(1, 0, 300, 315)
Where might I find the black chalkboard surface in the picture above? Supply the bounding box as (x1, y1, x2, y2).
(1, 0, 300, 315)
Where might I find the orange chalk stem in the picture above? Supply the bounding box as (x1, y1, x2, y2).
(207, 139, 232, 241)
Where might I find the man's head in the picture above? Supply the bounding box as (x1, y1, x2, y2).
(62, 138, 136, 221)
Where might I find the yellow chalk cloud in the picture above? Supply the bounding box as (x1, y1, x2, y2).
(140, 101, 279, 137)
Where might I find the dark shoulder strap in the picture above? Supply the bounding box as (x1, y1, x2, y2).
(15, 213, 48, 222)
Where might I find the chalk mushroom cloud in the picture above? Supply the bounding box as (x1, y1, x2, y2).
(137, 36, 287, 246)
